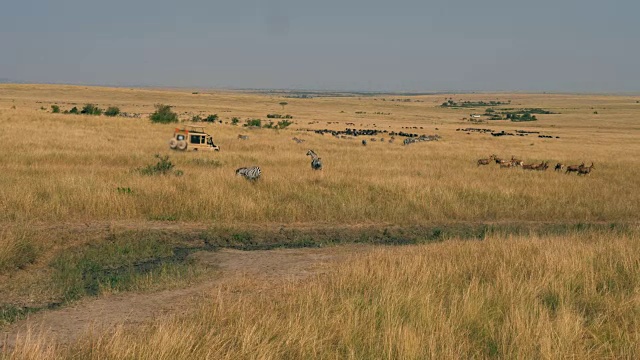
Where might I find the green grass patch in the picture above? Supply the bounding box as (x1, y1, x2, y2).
(49, 232, 199, 301)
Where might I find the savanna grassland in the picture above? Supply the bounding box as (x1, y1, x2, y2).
(1, 84, 639, 358)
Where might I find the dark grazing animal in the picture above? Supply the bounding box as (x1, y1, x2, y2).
(511, 156, 523, 166)
(534, 161, 549, 171)
(565, 163, 585, 174)
(306, 150, 323, 170)
(578, 163, 595, 175)
(235, 166, 261, 181)
(362, 139, 367, 146)
(477, 155, 495, 166)
(554, 163, 564, 172)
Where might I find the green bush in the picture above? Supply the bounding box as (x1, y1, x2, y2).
(139, 154, 181, 176)
(51, 105, 60, 113)
(204, 114, 218, 122)
(150, 104, 178, 124)
(69, 106, 79, 114)
(244, 118, 262, 127)
(81, 104, 103, 115)
(231, 117, 240, 125)
(192, 115, 202, 122)
(104, 106, 121, 117)
(277, 119, 293, 129)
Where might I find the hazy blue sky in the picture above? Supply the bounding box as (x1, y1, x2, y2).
(1, 0, 638, 92)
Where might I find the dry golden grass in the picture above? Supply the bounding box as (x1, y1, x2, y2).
(8, 230, 640, 359)
(1, 84, 639, 358)
(1, 85, 639, 227)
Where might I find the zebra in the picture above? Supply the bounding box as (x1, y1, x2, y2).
(235, 166, 261, 181)
(306, 150, 323, 170)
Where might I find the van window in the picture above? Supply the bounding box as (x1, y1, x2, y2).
(190, 135, 200, 143)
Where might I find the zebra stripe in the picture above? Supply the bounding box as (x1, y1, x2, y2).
(306, 150, 323, 170)
(235, 166, 261, 180)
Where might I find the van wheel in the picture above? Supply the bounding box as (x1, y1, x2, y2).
(177, 140, 187, 150)
(169, 138, 178, 149)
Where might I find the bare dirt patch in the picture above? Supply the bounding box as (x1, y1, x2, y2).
(1, 244, 373, 349)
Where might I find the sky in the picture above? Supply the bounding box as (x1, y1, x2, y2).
(1, 0, 639, 92)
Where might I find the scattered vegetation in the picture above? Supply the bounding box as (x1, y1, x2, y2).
(244, 118, 262, 127)
(149, 104, 178, 124)
(50, 105, 60, 113)
(204, 114, 218, 122)
(276, 119, 293, 128)
(231, 117, 240, 125)
(138, 154, 181, 176)
(68, 106, 79, 114)
(81, 103, 103, 116)
(104, 106, 121, 117)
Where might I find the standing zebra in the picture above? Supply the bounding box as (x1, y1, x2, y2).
(306, 150, 323, 170)
(235, 166, 261, 181)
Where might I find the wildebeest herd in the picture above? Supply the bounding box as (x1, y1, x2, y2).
(477, 155, 595, 175)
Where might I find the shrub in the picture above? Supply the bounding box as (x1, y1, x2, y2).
(244, 119, 262, 127)
(277, 119, 293, 129)
(150, 104, 178, 124)
(139, 154, 181, 176)
(204, 114, 218, 122)
(231, 117, 240, 125)
(69, 106, 79, 114)
(263, 121, 275, 129)
(51, 105, 60, 113)
(192, 115, 202, 122)
(81, 104, 103, 115)
(104, 106, 121, 117)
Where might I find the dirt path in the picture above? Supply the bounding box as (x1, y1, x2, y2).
(0, 244, 373, 349)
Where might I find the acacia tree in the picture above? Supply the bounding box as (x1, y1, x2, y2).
(279, 101, 288, 111)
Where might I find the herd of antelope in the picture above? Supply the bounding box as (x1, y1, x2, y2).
(477, 155, 595, 175)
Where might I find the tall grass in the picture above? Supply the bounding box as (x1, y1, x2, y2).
(0, 227, 38, 273)
(0, 101, 638, 224)
(8, 230, 640, 359)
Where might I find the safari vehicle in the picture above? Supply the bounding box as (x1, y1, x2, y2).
(169, 125, 220, 151)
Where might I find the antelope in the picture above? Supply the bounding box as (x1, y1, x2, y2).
(522, 163, 537, 170)
(477, 155, 495, 166)
(565, 163, 585, 174)
(500, 161, 513, 169)
(578, 163, 595, 175)
(535, 161, 549, 171)
(554, 163, 564, 172)
(511, 156, 523, 166)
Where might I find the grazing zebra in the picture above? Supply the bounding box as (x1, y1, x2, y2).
(235, 166, 261, 181)
(306, 150, 323, 170)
